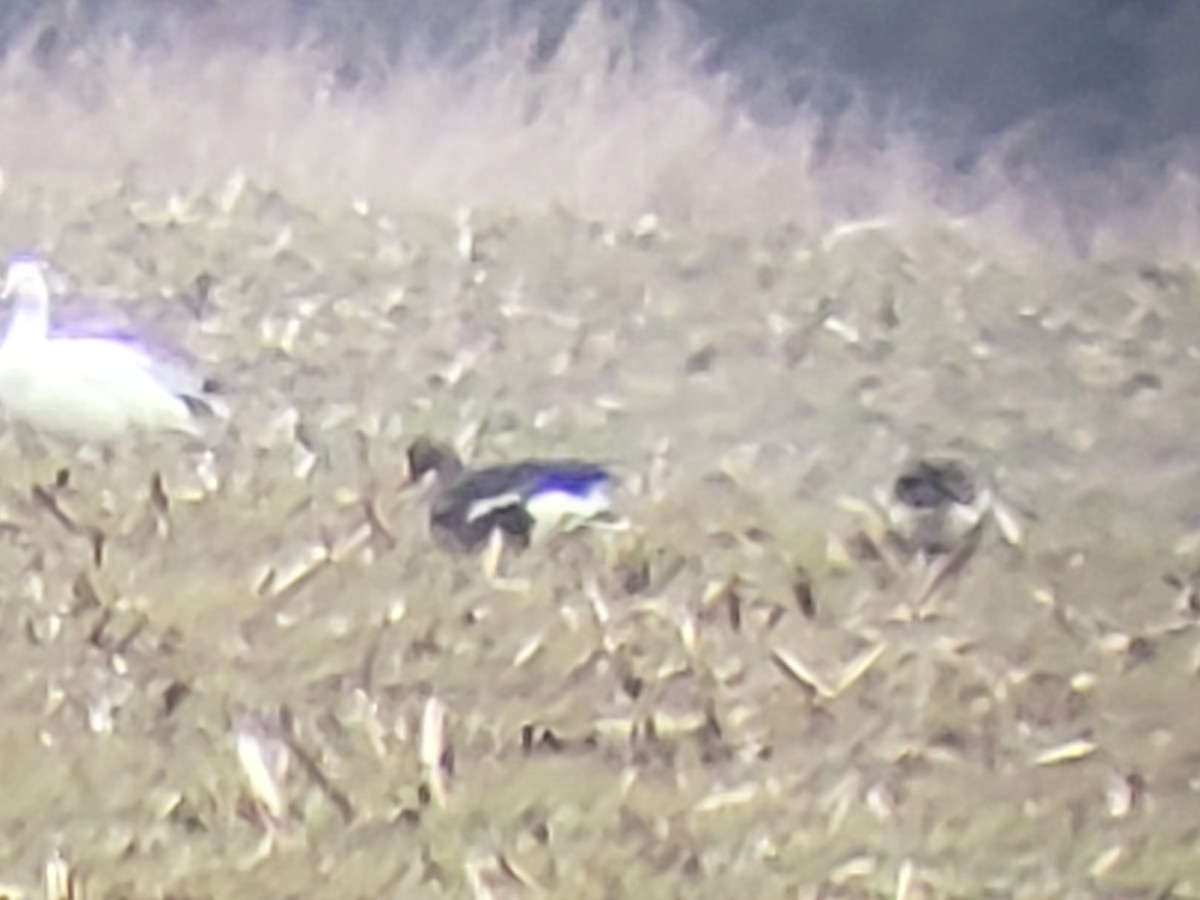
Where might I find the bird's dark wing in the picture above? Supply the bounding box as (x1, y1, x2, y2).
(519, 460, 612, 498)
(430, 483, 535, 550)
(428, 460, 610, 551)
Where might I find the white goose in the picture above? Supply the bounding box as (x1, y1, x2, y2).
(0, 255, 215, 443)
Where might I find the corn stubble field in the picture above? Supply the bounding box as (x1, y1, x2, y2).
(0, 9, 1198, 900)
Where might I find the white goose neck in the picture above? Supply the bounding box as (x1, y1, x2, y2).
(2, 261, 51, 346)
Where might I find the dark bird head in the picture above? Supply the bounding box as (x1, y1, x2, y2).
(893, 458, 978, 510)
(887, 456, 990, 555)
(406, 436, 466, 485)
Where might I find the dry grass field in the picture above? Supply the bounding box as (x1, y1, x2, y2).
(0, 4, 1196, 898)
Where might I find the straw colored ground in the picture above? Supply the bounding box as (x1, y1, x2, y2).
(0, 174, 1196, 899)
(0, 6, 1196, 897)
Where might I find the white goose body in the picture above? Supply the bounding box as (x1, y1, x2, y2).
(0, 257, 209, 443)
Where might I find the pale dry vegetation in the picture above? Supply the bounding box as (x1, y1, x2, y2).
(0, 4, 1194, 899)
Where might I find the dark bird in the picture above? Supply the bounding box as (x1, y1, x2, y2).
(406, 436, 614, 551)
(885, 456, 993, 554)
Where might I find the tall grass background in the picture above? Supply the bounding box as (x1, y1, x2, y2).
(0, 0, 1196, 259)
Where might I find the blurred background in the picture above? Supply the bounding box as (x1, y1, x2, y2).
(0, 0, 1196, 254)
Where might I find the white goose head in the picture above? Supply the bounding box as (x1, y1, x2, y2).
(2, 254, 52, 342)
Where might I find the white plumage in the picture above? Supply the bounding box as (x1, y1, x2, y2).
(0, 256, 213, 443)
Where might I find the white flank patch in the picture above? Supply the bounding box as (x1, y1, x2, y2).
(465, 491, 525, 523)
(524, 484, 611, 532)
